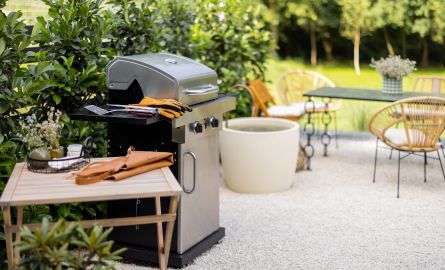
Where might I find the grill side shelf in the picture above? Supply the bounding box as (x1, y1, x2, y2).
(70, 107, 164, 126)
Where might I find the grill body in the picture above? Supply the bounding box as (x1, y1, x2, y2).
(71, 53, 235, 267)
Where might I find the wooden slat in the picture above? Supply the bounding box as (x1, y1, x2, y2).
(10, 190, 178, 206)
(0, 163, 25, 206)
(2, 207, 14, 270)
(9, 213, 176, 233)
(13, 182, 169, 195)
(14, 207, 23, 265)
(161, 167, 182, 193)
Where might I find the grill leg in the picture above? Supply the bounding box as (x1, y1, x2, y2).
(437, 150, 445, 182)
(373, 138, 379, 183)
(397, 150, 401, 198)
(389, 149, 393, 160)
(424, 152, 427, 183)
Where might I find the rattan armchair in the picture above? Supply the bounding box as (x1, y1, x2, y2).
(413, 75, 445, 94)
(369, 96, 445, 198)
(276, 70, 341, 146)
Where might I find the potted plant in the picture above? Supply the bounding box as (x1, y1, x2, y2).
(370, 55, 416, 95)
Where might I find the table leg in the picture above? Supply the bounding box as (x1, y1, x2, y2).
(164, 196, 178, 267)
(304, 98, 316, 170)
(155, 197, 166, 270)
(14, 207, 23, 265)
(321, 99, 333, 157)
(2, 207, 14, 270)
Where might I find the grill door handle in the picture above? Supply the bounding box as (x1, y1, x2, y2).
(182, 151, 197, 194)
(183, 84, 218, 96)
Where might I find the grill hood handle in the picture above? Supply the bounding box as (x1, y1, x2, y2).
(183, 84, 219, 96)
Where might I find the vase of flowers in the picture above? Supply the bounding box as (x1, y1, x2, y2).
(18, 107, 65, 165)
(41, 108, 64, 159)
(370, 55, 416, 95)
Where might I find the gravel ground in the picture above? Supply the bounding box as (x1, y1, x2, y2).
(116, 137, 445, 270)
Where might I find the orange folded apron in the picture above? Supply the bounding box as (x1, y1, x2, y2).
(73, 147, 174, 185)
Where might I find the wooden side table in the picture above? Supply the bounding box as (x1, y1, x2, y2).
(0, 159, 182, 270)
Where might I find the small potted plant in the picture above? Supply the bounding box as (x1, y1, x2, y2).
(18, 114, 51, 168)
(370, 55, 416, 95)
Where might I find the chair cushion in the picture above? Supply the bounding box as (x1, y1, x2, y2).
(267, 104, 306, 117)
(393, 108, 445, 119)
(384, 128, 426, 146)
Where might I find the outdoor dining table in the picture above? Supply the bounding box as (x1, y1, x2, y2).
(0, 158, 182, 270)
(302, 87, 445, 170)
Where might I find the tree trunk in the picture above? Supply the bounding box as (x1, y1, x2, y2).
(353, 28, 361, 75)
(310, 25, 317, 65)
(421, 37, 429, 67)
(383, 27, 395, 55)
(268, 0, 278, 56)
(322, 37, 333, 62)
(401, 30, 407, 58)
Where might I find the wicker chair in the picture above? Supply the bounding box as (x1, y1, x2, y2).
(369, 96, 445, 198)
(233, 79, 306, 121)
(276, 70, 341, 146)
(413, 75, 445, 94)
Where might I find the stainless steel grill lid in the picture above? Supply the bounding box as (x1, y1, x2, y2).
(106, 52, 219, 105)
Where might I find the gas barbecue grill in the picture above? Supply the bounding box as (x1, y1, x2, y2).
(71, 52, 235, 267)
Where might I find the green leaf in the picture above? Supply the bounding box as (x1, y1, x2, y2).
(0, 38, 5, 55)
(52, 93, 62, 105)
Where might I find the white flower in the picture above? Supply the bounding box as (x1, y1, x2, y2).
(370, 55, 416, 80)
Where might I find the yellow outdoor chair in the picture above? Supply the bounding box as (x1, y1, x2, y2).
(232, 79, 306, 121)
(276, 70, 341, 146)
(413, 75, 445, 94)
(369, 96, 445, 198)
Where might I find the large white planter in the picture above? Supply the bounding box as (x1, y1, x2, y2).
(220, 117, 299, 193)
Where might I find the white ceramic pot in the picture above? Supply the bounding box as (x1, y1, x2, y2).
(220, 117, 299, 193)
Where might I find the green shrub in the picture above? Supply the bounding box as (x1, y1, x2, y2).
(191, 0, 272, 117)
(33, 0, 113, 113)
(108, 0, 195, 56)
(110, 0, 272, 118)
(16, 218, 125, 269)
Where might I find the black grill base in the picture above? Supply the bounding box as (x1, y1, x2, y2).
(114, 227, 225, 268)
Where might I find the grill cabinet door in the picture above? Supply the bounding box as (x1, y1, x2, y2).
(177, 127, 220, 253)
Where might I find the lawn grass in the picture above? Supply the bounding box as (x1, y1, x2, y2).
(265, 58, 445, 131)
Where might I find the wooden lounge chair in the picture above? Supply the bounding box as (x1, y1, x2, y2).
(368, 96, 445, 198)
(232, 79, 306, 121)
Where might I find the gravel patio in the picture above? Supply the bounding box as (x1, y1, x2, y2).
(117, 134, 445, 270)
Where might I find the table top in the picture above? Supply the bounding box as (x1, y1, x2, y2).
(303, 87, 445, 102)
(0, 158, 182, 207)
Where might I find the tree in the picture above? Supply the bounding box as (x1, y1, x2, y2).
(338, 0, 375, 75)
(405, 0, 445, 66)
(286, 0, 339, 65)
(370, 0, 409, 56)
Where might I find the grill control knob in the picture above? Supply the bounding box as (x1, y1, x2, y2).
(192, 122, 203, 134)
(208, 116, 219, 129)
